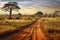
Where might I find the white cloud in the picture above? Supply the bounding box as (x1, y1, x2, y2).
(0, 2, 8, 7)
(18, 1, 34, 4)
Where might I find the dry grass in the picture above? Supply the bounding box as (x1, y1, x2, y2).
(41, 17, 60, 40)
(0, 18, 36, 35)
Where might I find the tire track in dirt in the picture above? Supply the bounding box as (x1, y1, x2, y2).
(36, 20, 47, 40)
(32, 28, 37, 40)
(15, 27, 33, 40)
(16, 22, 37, 40)
(0, 27, 30, 40)
(20, 26, 34, 40)
(32, 19, 47, 40)
(4, 26, 32, 40)
(15, 22, 37, 40)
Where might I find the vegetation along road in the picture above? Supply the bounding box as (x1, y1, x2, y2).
(0, 19, 47, 40)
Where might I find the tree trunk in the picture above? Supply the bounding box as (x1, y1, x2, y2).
(9, 9, 12, 19)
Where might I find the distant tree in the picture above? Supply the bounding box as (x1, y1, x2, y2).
(2, 2, 20, 19)
(48, 14, 52, 17)
(18, 13, 21, 16)
(53, 11, 59, 17)
(44, 14, 48, 17)
(35, 11, 43, 17)
(16, 13, 22, 19)
(55, 11, 59, 13)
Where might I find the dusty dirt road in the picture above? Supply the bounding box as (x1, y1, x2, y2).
(0, 19, 47, 40)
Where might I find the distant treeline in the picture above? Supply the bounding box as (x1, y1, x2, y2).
(34, 11, 60, 17)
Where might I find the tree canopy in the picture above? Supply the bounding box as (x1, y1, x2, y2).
(35, 11, 43, 17)
(2, 2, 20, 19)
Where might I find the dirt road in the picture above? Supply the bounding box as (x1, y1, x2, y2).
(0, 19, 47, 40)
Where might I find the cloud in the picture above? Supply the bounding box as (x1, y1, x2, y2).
(0, 2, 8, 7)
(0, 0, 33, 2)
(0, 0, 60, 9)
(32, 0, 60, 8)
(18, 0, 60, 8)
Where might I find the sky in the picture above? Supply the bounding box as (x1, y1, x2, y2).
(0, 0, 60, 15)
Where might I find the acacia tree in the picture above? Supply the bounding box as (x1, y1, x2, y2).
(2, 2, 20, 19)
(53, 11, 59, 17)
(35, 11, 43, 17)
